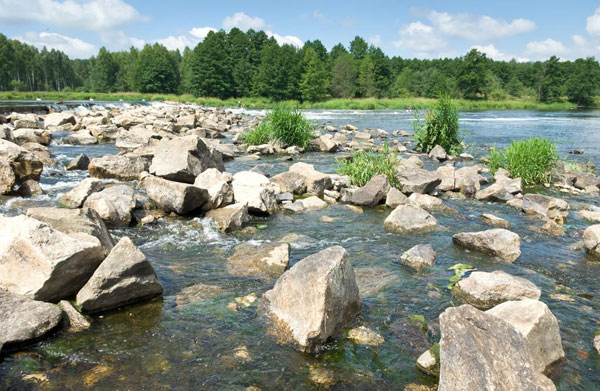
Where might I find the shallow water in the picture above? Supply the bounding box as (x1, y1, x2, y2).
(1, 110, 600, 390)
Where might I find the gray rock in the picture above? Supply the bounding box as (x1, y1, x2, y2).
(205, 203, 249, 232)
(193, 168, 233, 211)
(285, 196, 328, 213)
(232, 171, 279, 215)
(395, 168, 441, 194)
(480, 213, 510, 228)
(44, 112, 76, 128)
(76, 237, 163, 313)
(385, 187, 408, 208)
(0, 139, 43, 182)
(60, 129, 98, 145)
(228, 242, 290, 279)
(350, 174, 390, 206)
(59, 178, 104, 208)
(310, 134, 340, 152)
(475, 175, 522, 202)
(435, 164, 456, 191)
(399, 244, 436, 271)
(289, 162, 332, 196)
(408, 193, 444, 210)
(583, 224, 600, 257)
(66, 153, 90, 171)
(263, 246, 361, 353)
(416, 347, 439, 376)
(455, 166, 484, 197)
(452, 228, 521, 263)
(428, 145, 447, 161)
(84, 185, 136, 227)
(0, 215, 104, 302)
(271, 171, 307, 195)
(58, 300, 91, 332)
(115, 127, 159, 150)
(384, 204, 438, 233)
(16, 178, 42, 197)
(89, 155, 149, 181)
(0, 157, 15, 194)
(452, 270, 541, 310)
(595, 335, 600, 355)
(142, 174, 208, 215)
(13, 128, 51, 145)
(438, 305, 556, 391)
(522, 194, 569, 224)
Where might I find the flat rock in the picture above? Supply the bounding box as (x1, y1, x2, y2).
(205, 203, 249, 232)
(399, 244, 436, 271)
(385, 187, 408, 208)
(228, 242, 290, 279)
(142, 174, 208, 215)
(384, 204, 438, 233)
(271, 172, 307, 195)
(480, 213, 510, 228)
(452, 228, 521, 263)
(89, 155, 149, 181)
(84, 185, 136, 227)
(347, 326, 384, 346)
(408, 193, 444, 210)
(395, 168, 441, 194)
(475, 175, 521, 202)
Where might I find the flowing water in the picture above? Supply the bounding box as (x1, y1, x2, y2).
(1, 109, 600, 390)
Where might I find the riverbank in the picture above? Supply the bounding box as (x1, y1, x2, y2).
(0, 91, 581, 111)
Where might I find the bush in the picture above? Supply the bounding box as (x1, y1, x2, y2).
(413, 93, 462, 155)
(243, 106, 314, 148)
(487, 137, 558, 186)
(336, 143, 398, 187)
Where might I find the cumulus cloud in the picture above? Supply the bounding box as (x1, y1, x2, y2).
(368, 35, 382, 47)
(222, 12, 266, 31)
(525, 38, 567, 59)
(0, 0, 147, 31)
(471, 44, 529, 62)
(427, 11, 536, 41)
(587, 7, 600, 35)
(18, 31, 97, 58)
(154, 27, 216, 51)
(100, 30, 145, 50)
(393, 21, 447, 55)
(266, 31, 303, 47)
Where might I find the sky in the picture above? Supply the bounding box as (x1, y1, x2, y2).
(1, 0, 600, 61)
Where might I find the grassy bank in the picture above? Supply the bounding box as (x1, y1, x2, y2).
(0, 91, 582, 111)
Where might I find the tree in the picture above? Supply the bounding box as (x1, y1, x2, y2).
(393, 67, 421, 97)
(331, 53, 357, 98)
(457, 49, 489, 100)
(253, 41, 301, 100)
(539, 56, 563, 103)
(368, 46, 392, 97)
(0, 34, 15, 91)
(299, 48, 329, 101)
(423, 68, 452, 98)
(227, 28, 253, 97)
(566, 57, 600, 107)
(349, 36, 368, 60)
(329, 43, 348, 62)
(357, 56, 377, 97)
(186, 31, 232, 98)
(134, 43, 178, 93)
(90, 47, 118, 92)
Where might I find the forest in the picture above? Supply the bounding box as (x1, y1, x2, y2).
(0, 28, 599, 107)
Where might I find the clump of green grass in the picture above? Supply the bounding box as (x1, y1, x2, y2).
(336, 143, 398, 187)
(243, 106, 314, 148)
(413, 93, 463, 155)
(487, 137, 559, 186)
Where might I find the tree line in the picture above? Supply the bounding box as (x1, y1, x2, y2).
(1, 29, 599, 106)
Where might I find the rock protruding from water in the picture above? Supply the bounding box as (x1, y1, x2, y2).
(271, 172, 308, 195)
(205, 203, 249, 232)
(486, 299, 564, 373)
(228, 242, 290, 279)
(58, 300, 91, 332)
(142, 174, 208, 215)
(76, 237, 163, 313)
(232, 171, 279, 215)
(263, 246, 361, 353)
(452, 228, 521, 263)
(88, 155, 149, 181)
(452, 270, 541, 310)
(475, 173, 522, 202)
(289, 162, 333, 196)
(595, 334, 600, 355)
(583, 224, 600, 257)
(438, 305, 557, 391)
(66, 153, 90, 171)
(385, 187, 408, 208)
(384, 204, 438, 233)
(0, 139, 43, 194)
(59, 178, 104, 208)
(83, 185, 136, 227)
(350, 174, 390, 206)
(480, 213, 510, 228)
(399, 244, 436, 271)
(193, 168, 234, 211)
(416, 346, 439, 376)
(428, 145, 447, 162)
(0, 291, 64, 353)
(395, 168, 441, 194)
(44, 112, 76, 128)
(0, 215, 104, 302)
(522, 194, 569, 224)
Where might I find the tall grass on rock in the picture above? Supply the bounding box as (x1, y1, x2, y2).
(487, 137, 558, 186)
(336, 143, 399, 187)
(243, 106, 314, 148)
(413, 93, 463, 155)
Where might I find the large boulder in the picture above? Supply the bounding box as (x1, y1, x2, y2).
(487, 299, 564, 373)
(44, 112, 76, 128)
(84, 185, 136, 227)
(263, 246, 362, 353)
(0, 139, 43, 182)
(88, 155, 149, 181)
(454, 166, 485, 197)
(0, 215, 105, 302)
(395, 168, 441, 194)
(399, 244, 436, 271)
(115, 127, 160, 150)
(26, 207, 114, 256)
(452, 228, 521, 263)
(76, 237, 163, 313)
(228, 242, 290, 279)
(59, 178, 104, 208)
(0, 291, 64, 353)
(522, 194, 569, 224)
(452, 270, 541, 310)
(350, 174, 390, 206)
(149, 135, 224, 183)
(428, 145, 447, 161)
(288, 162, 332, 196)
(435, 164, 456, 192)
(475, 174, 522, 202)
(384, 204, 438, 233)
(270, 171, 307, 195)
(193, 168, 234, 211)
(12, 128, 51, 145)
(205, 203, 249, 232)
(385, 187, 408, 208)
(438, 305, 556, 391)
(142, 174, 208, 215)
(583, 224, 600, 257)
(232, 171, 279, 215)
(0, 157, 15, 194)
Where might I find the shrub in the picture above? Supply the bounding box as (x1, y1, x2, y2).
(487, 137, 558, 186)
(243, 106, 314, 148)
(336, 143, 398, 187)
(413, 93, 462, 155)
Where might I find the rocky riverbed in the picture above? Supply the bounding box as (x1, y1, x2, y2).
(0, 104, 599, 390)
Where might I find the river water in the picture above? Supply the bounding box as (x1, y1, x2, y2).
(1, 109, 599, 390)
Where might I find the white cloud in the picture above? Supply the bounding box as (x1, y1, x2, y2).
(587, 7, 600, 35)
(100, 30, 145, 50)
(266, 31, 303, 47)
(393, 21, 447, 55)
(154, 27, 216, 51)
(0, 0, 146, 31)
(17, 31, 97, 58)
(222, 12, 266, 31)
(368, 34, 382, 47)
(472, 44, 529, 62)
(427, 11, 535, 41)
(525, 38, 567, 59)
(312, 10, 326, 22)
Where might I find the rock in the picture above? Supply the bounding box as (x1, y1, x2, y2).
(0, 157, 15, 194)
(385, 187, 408, 207)
(436, 165, 455, 191)
(297, 196, 328, 211)
(452, 270, 541, 309)
(228, 242, 290, 279)
(416, 346, 439, 376)
(66, 153, 90, 171)
(205, 203, 249, 232)
(76, 237, 163, 313)
(438, 305, 556, 391)
(395, 168, 441, 194)
(475, 175, 522, 202)
(115, 127, 160, 150)
(16, 178, 42, 197)
(84, 185, 136, 227)
(58, 300, 91, 332)
(44, 112, 76, 128)
(540, 219, 565, 237)
(345, 124, 358, 131)
(89, 155, 149, 181)
(354, 130, 371, 140)
(61, 129, 98, 145)
(428, 145, 447, 161)
(0, 139, 43, 182)
(270, 172, 307, 195)
(486, 299, 564, 373)
(408, 193, 444, 210)
(288, 162, 332, 196)
(480, 213, 510, 228)
(399, 244, 436, 271)
(0, 292, 63, 352)
(21, 142, 53, 165)
(59, 178, 104, 208)
(13, 128, 51, 145)
(452, 228, 521, 263)
(263, 246, 361, 353)
(595, 334, 600, 355)
(350, 174, 390, 206)
(310, 134, 340, 152)
(149, 135, 224, 183)
(0, 215, 104, 301)
(13, 118, 39, 129)
(347, 326, 384, 346)
(577, 209, 600, 223)
(384, 204, 438, 233)
(522, 194, 569, 224)
(87, 124, 118, 141)
(583, 224, 600, 257)
(176, 114, 196, 129)
(175, 283, 222, 306)
(193, 168, 234, 211)
(455, 166, 484, 196)
(232, 171, 279, 215)
(142, 174, 208, 215)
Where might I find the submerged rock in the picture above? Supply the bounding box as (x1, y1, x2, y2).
(399, 244, 436, 271)
(347, 326, 384, 346)
(452, 270, 541, 310)
(76, 237, 163, 313)
(58, 300, 91, 332)
(263, 246, 361, 353)
(142, 174, 208, 215)
(84, 185, 136, 227)
(452, 228, 521, 263)
(384, 204, 438, 233)
(228, 242, 290, 279)
(350, 174, 390, 206)
(522, 194, 569, 224)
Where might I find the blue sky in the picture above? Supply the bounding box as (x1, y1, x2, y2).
(1, 0, 600, 61)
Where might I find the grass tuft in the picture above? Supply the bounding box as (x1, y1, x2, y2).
(413, 93, 463, 155)
(243, 106, 314, 148)
(336, 143, 399, 187)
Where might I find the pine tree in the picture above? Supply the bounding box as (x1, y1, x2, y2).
(349, 36, 368, 60)
(539, 56, 563, 103)
(331, 53, 356, 98)
(566, 57, 600, 107)
(134, 43, 178, 93)
(300, 48, 329, 102)
(187, 31, 232, 98)
(90, 47, 118, 92)
(357, 56, 377, 97)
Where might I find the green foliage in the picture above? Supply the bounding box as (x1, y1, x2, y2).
(134, 44, 179, 93)
(336, 143, 398, 187)
(357, 56, 377, 97)
(595, 328, 600, 337)
(539, 56, 563, 103)
(566, 57, 600, 107)
(330, 53, 356, 98)
(299, 48, 329, 102)
(90, 47, 118, 92)
(408, 314, 428, 332)
(447, 263, 476, 290)
(243, 106, 313, 148)
(413, 94, 462, 155)
(487, 137, 559, 186)
(458, 49, 489, 100)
